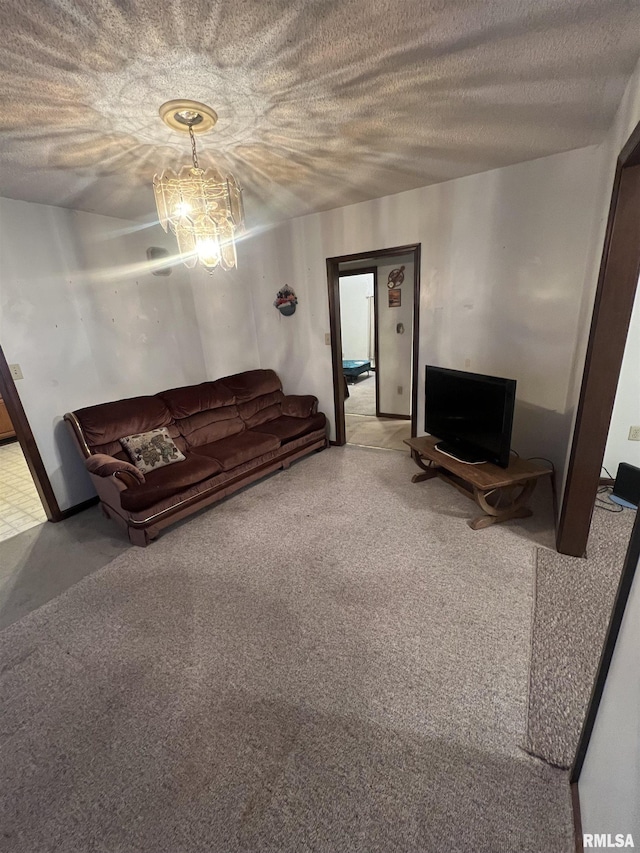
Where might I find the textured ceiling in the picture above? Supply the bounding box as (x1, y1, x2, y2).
(0, 0, 639, 225)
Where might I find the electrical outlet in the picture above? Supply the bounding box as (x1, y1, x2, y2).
(9, 363, 23, 381)
(629, 426, 640, 441)
(324, 333, 331, 346)
(397, 385, 403, 395)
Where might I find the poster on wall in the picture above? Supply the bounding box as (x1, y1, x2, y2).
(388, 288, 401, 307)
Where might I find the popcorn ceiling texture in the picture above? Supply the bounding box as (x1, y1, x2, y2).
(0, 0, 639, 223)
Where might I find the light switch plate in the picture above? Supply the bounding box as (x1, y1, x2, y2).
(629, 425, 640, 441)
(325, 333, 331, 346)
(9, 363, 23, 381)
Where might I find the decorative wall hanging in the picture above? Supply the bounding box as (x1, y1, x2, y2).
(387, 265, 405, 288)
(274, 286, 298, 316)
(388, 288, 401, 308)
(153, 100, 245, 273)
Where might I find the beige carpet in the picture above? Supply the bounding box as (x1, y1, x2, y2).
(0, 446, 572, 852)
(344, 375, 376, 416)
(525, 504, 635, 768)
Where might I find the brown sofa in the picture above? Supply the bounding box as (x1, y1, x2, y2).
(65, 369, 328, 545)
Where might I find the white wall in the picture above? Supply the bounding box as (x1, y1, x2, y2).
(246, 144, 605, 484)
(580, 540, 640, 843)
(604, 272, 640, 474)
(0, 197, 259, 511)
(339, 273, 373, 362)
(376, 257, 413, 417)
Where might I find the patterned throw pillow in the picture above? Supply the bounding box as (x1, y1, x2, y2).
(120, 428, 185, 474)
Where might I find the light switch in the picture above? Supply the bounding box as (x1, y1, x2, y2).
(325, 333, 331, 346)
(9, 363, 23, 381)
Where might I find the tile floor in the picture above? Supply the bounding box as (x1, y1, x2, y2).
(344, 373, 411, 451)
(345, 413, 411, 451)
(0, 440, 48, 542)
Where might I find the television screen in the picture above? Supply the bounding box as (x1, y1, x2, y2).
(425, 366, 516, 468)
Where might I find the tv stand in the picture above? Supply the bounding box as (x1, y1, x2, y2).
(434, 441, 487, 465)
(404, 435, 553, 530)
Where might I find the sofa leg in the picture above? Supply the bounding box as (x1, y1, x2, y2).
(128, 527, 149, 547)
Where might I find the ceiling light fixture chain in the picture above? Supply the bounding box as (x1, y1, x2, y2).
(187, 123, 200, 171)
(153, 99, 245, 273)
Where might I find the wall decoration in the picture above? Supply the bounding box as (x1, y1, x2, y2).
(387, 265, 405, 288)
(274, 285, 298, 316)
(146, 246, 172, 276)
(388, 288, 401, 308)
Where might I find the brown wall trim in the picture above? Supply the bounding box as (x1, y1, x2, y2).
(411, 244, 422, 441)
(571, 783, 584, 853)
(58, 495, 100, 520)
(327, 245, 421, 445)
(327, 259, 347, 445)
(377, 412, 411, 420)
(372, 268, 381, 419)
(557, 120, 640, 556)
(0, 345, 61, 522)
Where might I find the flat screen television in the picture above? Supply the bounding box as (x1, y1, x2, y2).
(425, 365, 516, 468)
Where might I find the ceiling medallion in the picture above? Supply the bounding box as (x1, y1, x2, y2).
(153, 100, 245, 272)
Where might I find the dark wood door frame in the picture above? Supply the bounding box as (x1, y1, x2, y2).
(337, 267, 380, 417)
(557, 119, 640, 556)
(327, 244, 421, 445)
(0, 344, 61, 522)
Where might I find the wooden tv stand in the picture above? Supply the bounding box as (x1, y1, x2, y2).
(404, 435, 553, 530)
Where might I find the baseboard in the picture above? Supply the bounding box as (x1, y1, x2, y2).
(377, 412, 411, 420)
(599, 477, 615, 488)
(57, 495, 100, 521)
(571, 782, 584, 853)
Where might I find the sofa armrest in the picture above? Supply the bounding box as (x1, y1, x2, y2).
(85, 453, 145, 487)
(281, 395, 318, 418)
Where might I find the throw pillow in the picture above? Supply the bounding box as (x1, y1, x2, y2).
(120, 428, 185, 474)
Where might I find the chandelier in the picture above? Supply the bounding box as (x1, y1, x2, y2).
(153, 100, 245, 272)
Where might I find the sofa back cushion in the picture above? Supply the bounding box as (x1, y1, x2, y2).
(73, 395, 179, 456)
(175, 405, 245, 447)
(238, 391, 285, 428)
(219, 369, 285, 429)
(160, 380, 245, 448)
(159, 380, 235, 419)
(218, 369, 282, 401)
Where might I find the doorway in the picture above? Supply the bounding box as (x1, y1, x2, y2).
(327, 244, 421, 450)
(0, 345, 59, 541)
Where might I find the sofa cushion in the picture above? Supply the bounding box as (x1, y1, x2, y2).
(159, 380, 236, 419)
(119, 452, 223, 512)
(192, 430, 280, 471)
(176, 405, 245, 447)
(218, 369, 282, 402)
(252, 413, 326, 443)
(74, 396, 173, 450)
(238, 390, 284, 428)
(282, 395, 318, 418)
(120, 428, 186, 473)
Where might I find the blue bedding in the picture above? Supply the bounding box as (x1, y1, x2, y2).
(343, 360, 371, 379)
